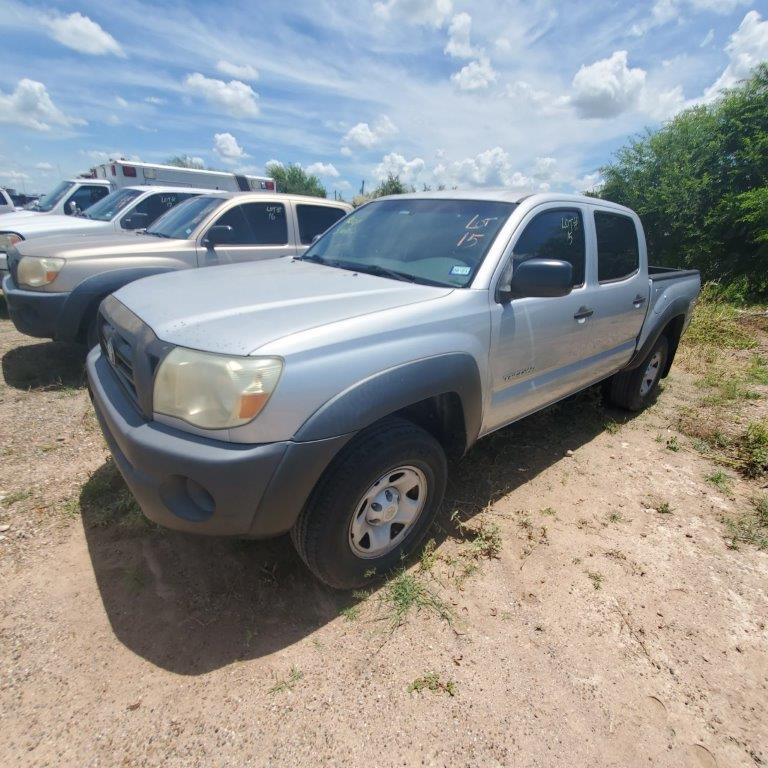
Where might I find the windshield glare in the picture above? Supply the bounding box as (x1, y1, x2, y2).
(34, 181, 74, 212)
(303, 198, 516, 288)
(83, 188, 142, 221)
(146, 195, 224, 239)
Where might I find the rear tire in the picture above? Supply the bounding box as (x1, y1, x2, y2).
(608, 335, 669, 411)
(291, 417, 447, 590)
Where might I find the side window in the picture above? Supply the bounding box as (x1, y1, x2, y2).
(512, 208, 585, 287)
(211, 204, 254, 244)
(241, 203, 288, 245)
(595, 211, 640, 283)
(67, 185, 108, 213)
(125, 192, 196, 227)
(296, 204, 346, 244)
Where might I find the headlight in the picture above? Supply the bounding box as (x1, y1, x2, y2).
(153, 347, 283, 429)
(17, 256, 65, 287)
(0, 233, 23, 252)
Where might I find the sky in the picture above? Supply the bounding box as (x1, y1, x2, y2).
(0, 0, 767, 198)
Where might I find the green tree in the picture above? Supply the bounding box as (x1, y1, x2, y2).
(267, 163, 326, 197)
(596, 64, 768, 300)
(372, 173, 414, 198)
(166, 155, 206, 170)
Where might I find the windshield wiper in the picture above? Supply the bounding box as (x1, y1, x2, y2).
(296, 253, 326, 264)
(334, 261, 451, 287)
(144, 231, 172, 238)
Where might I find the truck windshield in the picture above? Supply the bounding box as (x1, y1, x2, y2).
(33, 181, 75, 212)
(82, 189, 142, 221)
(299, 198, 516, 288)
(146, 195, 224, 239)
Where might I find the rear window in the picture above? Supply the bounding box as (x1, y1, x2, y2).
(595, 211, 640, 283)
(297, 204, 347, 244)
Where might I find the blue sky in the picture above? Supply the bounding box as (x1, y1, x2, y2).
(1, 0, 767, 198)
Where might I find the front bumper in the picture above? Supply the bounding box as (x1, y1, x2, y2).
(87, 347, 351, 537)
(3, 275, 69, 339)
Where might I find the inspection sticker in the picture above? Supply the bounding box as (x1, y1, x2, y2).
(450, 265, 471, 276)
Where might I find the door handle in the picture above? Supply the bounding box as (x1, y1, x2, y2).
(633, 294, 647, 307)
(573, 306, 594, 321)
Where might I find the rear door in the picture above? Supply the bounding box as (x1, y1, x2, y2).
(294, 203, 348, 253)
(586, 207, 648, 378)
(197, 200, 297, 265)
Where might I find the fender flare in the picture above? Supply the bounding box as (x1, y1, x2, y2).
(56, 266, 177, 342)
(294, 353, 484, 450)
(624, 296, 691, 372)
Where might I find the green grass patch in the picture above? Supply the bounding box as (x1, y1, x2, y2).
(684, 289, 758, 351)
(380, 569, 453, 630)
(267, 666, 303, 695)
(723, 496, 768, 552)
(408, 672, 457, 697)
(706, 470, 733, 495)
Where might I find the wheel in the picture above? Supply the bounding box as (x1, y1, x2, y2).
(608, 335, 669, 411)
(291, 417, 447, 589)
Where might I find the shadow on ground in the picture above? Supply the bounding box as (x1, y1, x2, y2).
(0, 295, 8, 320)
(2, 341, 87, 391)
(81, 385, 645, 675)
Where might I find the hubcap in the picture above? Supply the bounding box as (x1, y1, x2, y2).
(640, 351, 662, 397)
(348, 466, 427, 559)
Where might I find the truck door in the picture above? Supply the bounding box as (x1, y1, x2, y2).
(197, 200, 298, 266)
(485, 203, 599, 430)
(63, 184, 109, 215)
(584, 208, 648, 379)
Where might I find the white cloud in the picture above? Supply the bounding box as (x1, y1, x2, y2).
(640, 84, 685, 120)
(574, 172, 604, 194)
(374, 152, 426, 183)
(507, 81, 569, 115)
(213, 132, 248, 162)
(631, 0, 749, 35)
(216, 60, 259, 81)
(0, 79, 84, 132)
(444, 147, 532, 188)
(700, 28, 715, 47)
(342, 115, 398, 151)
(184, 73, 259, 117)
(265, 159, 284, 170)
(115, 96, 128, 108)
(0, 170, 30, 181)
(571, 51, 646, 118)
(42, 12, 125, 57)
(444, 12, 475, 59)
(373, 0, 453, 27)
(306, 162, 340, 177)
(80, 149, 141, 163)
(105, 114, 121, 126)
(703, 11, 768, 100)
(144, 96, 165, 105)
(451, 57, 498, 91)
(35, 162, 54, 171)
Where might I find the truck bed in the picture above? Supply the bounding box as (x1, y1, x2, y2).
(648, 265, 701, 282)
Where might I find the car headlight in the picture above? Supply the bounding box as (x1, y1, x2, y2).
(0, 233, 23, 252)
(153, 347, 283, 429)
(17, 256, 65, 288)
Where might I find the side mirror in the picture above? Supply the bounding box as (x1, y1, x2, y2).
(66, 200, 78, 216)
(497, 258, 573, 303)
(202, 224, 234, 248)
(311, 233, 322, 244)
(122, 212, 149, 230)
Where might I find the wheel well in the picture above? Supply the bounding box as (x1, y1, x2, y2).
(75, 294, 108, 344)
(660, 314, 686, 378)
(393, 393, 468, 460)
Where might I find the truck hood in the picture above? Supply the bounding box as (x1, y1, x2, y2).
(115, 258, 453, 356)
(14, 231, 183, 260)
(0, 213, 105, 237)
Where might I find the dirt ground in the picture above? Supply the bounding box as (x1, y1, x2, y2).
(0, 296, 766, 768)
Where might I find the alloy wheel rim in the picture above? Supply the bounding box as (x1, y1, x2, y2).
(640, 351, 662, 396)
(348, 465, 427, 558)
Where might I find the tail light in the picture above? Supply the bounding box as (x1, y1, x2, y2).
(111, 164, 116, 176)
(123, 165, 137, 177)
(263, 180, 275, 191)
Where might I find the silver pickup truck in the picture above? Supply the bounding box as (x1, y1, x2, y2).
(86, 191, 701, 589)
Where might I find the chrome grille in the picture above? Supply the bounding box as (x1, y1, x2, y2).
(99, 314, 138, 403)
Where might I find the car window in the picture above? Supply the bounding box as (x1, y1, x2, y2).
(146, 195, 224, 239)
(213, 202, 288, 245)
(303, 198, 516, 288)
(296, 204, 347, 244)
(66, 185, 108, 214)
(82, 189, 143, 222)
(595, 211, 640, 283)
(34, 181, 75, 212)
(512, 208, 585, 287)
(122, 192, 198, 228)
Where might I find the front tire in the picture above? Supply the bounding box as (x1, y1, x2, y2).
(291, 417, 447, 589)
(608, 335, 669, 411)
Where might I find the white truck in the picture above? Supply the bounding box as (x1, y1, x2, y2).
(0, 189, 15, 215)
